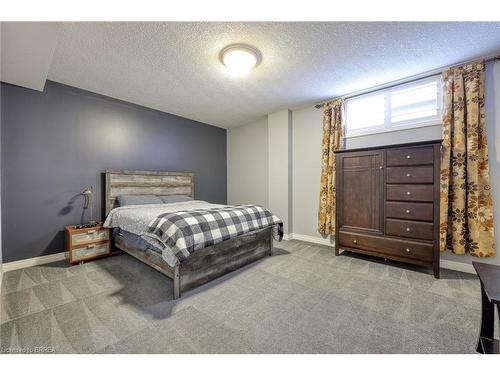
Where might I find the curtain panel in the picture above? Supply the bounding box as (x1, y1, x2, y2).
(439, 60, 495, 257)
(318, 99, 344, 235)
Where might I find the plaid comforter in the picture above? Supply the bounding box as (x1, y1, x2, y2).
(144, 204, 283, 264)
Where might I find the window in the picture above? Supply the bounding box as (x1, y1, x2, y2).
(345, 76, 442, 137)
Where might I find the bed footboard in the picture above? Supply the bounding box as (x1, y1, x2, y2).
(114, 227, 274, 299)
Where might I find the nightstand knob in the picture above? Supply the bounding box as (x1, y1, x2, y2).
(406, 155, 411, 159)
(406, 191, 411, 196)
(406, 173, 411, 177)
(87, 244, 95, 249)
(406, 209, 411, 214)
(406, 248, 411, 253)
(406, 227, 411, 232)
(87, 230, 96, 234)
(353, 239, 358, 244)
(379, 166, 383, 169)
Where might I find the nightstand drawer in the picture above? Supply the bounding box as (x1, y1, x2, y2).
(71, 228, 109, 245)
(70, 242, 110, 262)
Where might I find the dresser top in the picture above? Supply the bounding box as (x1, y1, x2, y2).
(334, 139, 442, 154)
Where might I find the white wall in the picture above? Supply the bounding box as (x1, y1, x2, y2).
(292, 106, 324, 239)
(345, 125, 442, 149)
(0, 22, 61, 91)
(268, 110, 293, 235)
(227, 118, 269, 207)
(227, 61, 500, 266)
(227, 111, 294, 236)
(290, 61, 500, 266)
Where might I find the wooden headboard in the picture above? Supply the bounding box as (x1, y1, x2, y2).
(104, 169, 194, 216)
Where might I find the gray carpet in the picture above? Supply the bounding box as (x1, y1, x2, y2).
(0, 240, 487, 354)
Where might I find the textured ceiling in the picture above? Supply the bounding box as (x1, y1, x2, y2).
(1, 22, 61, 91)
(48, 22, 500, 128)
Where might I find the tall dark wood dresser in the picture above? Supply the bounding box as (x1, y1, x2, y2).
(334, 140, 441, 278)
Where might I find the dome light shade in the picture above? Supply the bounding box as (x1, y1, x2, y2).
(220, 44, 262, 76)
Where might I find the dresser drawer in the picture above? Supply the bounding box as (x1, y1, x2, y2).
(70, 242, 110, 262)
(385, 202, 434, 221)
(386, 218, 434, 240)
(386, 146, 434, 166)
(386, 166, 434, 184)
(386, 184, 434, 202)
(71, 228, 109, 245)
(338, 231, 433, 262)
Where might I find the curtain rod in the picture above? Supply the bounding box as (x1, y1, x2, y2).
(314, 55, 500, 109)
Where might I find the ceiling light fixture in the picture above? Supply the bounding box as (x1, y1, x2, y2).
(219, 44, 262, 76)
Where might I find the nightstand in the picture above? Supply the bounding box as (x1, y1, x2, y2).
(65, 223, 118, 264)
(473, 262, 500, 354)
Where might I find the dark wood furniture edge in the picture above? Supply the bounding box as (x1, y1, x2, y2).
(336, 244, 433, 267)
(473, 261, 500, 354)
(334, 152, 341, 256)
(333, 139, 443, 154)
(335, 140, 442, 278)
(432, 142, 441, 278)
(473, 262, 500, 304)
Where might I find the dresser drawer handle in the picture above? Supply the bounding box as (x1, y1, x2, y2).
(406, 248, 411, 253)
(406, 173, 411, 177)
(406, 191, 411, 196)
(406, 209, 411, 214)
(406, 227, 411, 232)
(87, 230, 96, 234)
(87, 244, 96, 249)
(353, 239, 357, 244)
(406, 155, 411, 159)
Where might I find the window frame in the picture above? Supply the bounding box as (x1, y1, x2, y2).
(344, 76, 442, 138)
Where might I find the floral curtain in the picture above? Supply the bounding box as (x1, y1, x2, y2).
(318, 99, 344, 235)
(439, 60, 495, 256)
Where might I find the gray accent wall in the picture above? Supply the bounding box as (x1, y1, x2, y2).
(1, 81, 227, 263)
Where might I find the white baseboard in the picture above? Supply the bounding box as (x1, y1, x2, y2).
(289, 233, 335, 247)
(287, 233, 477, 274)
(0, 242, 477, 276)
(3, 252, 66, 272)
(439, 259, 476, 274)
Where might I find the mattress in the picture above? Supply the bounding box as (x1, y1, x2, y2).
(104, 200, 226, 265)
(104, 200, 282, 267)
(114, 228, 161, 254)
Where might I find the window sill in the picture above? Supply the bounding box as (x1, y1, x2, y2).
(344, 121, 442, 139)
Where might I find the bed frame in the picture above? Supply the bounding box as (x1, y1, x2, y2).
(104, 169, 274, 299)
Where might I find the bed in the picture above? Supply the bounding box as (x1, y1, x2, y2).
(104, 169, 278, 299)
